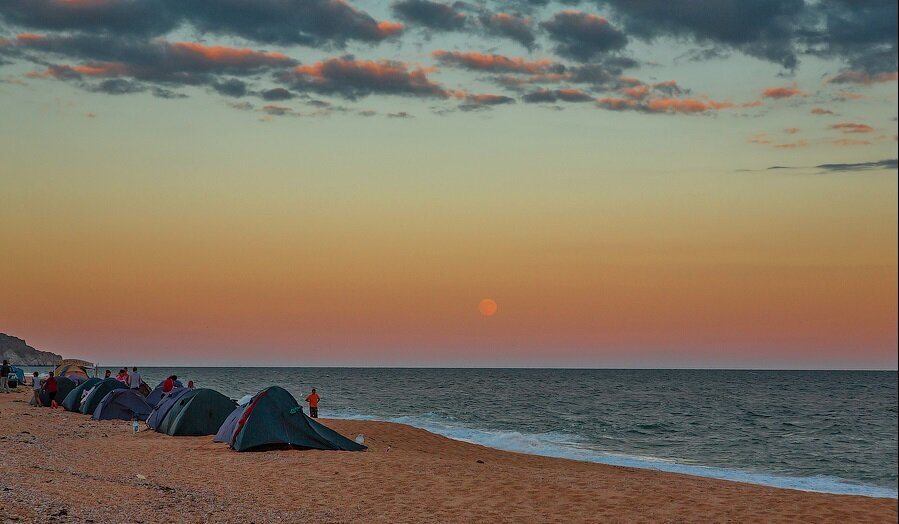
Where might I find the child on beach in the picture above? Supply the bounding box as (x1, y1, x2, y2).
(31, 372, 41, 405)
(305, 388, 320, 418)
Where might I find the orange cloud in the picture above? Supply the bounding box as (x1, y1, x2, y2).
(646, 97, 732, 113)
(761, 85, 807, 99)
(831, 122, 874, 134)
(26, 63, 126, 78)
(748, 133, 771, 145)
(292, 58, 448, 98)
(832, 138, 871, 146)
(170, 42, 290, 66)
(741, 100, 763, 108)
(774, 140, 809, 149)
(810, 107, 835, 115)
(784, 128, 801, 134)
(623, 84, 651, 99)
(829, 71, 898, 85)
(376, 21, 405, 36)
(596, 97, 637, 110)
(16, 33, 46, 42)
(432, 50, 556, 74)
(833, 91, 864, 100)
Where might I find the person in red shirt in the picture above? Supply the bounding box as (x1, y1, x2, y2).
(44, 371, 59, 408)
(162, 375, 177, 393)
(305, 388, 320, 418)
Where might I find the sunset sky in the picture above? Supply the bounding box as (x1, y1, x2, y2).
(1, 0, 896, 368)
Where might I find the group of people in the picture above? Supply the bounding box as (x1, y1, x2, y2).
(6, 361, 323, 417)
(103, 366, 143, 390)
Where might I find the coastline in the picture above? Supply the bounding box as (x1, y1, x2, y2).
(328, 412, 899, 499)
(2, 391, 896, 523)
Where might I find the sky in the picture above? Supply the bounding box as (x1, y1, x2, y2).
(0, 0, 896, 368)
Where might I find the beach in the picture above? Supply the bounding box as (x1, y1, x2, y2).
(1, 391, 896, 523)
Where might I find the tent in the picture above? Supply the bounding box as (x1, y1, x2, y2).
(146, 382, 184, 407)
(79, 378, 128, 415)
(214, 386, 366, 452)
(146, 388, 191, 430)
(155, 389, 236, 436)
(61, 377, 103, 412)
(91, 389, 153, 421)
(30, 376, 77, 407)
(9, 365, 25, 384)
(53, 359, 93, 383)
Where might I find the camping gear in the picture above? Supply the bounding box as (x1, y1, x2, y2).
(155, 388, 236, 436)
(79, 378, 128, 415)
(31, 376, 76, 407)
(146, 388, 191, 430)
(214, 386, 366, 452)
(61, 378, 102, 412)
(9, 366, 25, 385)
(91, 389, 153, 421)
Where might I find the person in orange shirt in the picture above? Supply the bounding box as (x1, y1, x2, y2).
(305, 388, 320, 418)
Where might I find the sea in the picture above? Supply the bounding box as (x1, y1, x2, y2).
(24, 367, 898, 498)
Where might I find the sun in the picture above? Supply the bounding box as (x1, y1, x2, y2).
(478, 298, 498, 317)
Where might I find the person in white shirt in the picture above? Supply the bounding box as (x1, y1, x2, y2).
(129, 367, 142, 390)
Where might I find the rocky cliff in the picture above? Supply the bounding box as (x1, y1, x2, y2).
(1, 333, 62, 366)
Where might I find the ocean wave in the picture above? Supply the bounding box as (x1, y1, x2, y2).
(329, 411, 898, 499)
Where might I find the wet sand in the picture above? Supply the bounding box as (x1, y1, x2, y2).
(1, 390, 896, 523)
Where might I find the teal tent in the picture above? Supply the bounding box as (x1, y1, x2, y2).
(10, 366, 25, 384)
(31, 376, 76, 407)
(214, 386, 366, 452)
(157, 389, 236, 436)
(79, 378, 128, 415)
(61, 378, 102, 412)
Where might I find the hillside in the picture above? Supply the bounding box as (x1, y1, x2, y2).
(0, 333, 62, 366)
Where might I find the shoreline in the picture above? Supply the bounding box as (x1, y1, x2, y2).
(328, 412, 899, 500)
(2, 390, 896, 523)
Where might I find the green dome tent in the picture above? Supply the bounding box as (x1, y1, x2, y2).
(31, 376, 77, 407)
(215, 386, 366, 452)
(79, 378, 128, 415)
(156, 389, 237, 436)
(61, 377, 103, 412)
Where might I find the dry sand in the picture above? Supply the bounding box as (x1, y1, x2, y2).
(1, 390, 896, 523)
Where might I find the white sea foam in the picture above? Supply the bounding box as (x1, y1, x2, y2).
(330, 411, 898, 499)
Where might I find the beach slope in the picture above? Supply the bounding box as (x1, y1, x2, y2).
(1, 392, 895, 523)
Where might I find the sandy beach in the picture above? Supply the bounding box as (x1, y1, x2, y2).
(0, 391, 895, 523)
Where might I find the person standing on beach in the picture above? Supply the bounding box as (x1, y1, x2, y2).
(32, 372, 41, 405)
(44, 371, 59, 408)
(305, 388, 320, 418)
(1, 360, 11, 393)
(129, 367, 142, 390)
